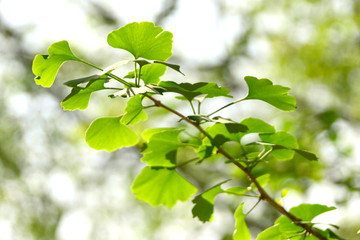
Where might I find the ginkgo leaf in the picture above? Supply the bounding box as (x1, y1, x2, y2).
(289, 204, 336, 222)
(109, 84, 164, 98)
(257, 224, 282, 240)
(141, 128, 177, 142)
(259, 132, 298, 160)
(131, 166, 197, 208)
(206, 118, 275, 143)
(107, 22, 173, 61)
(240, 118, 275, 135)
(250, 174, 270, 191)
(85, 116, 139, 151)
(139, 64, 167, 84)
(258, 205, 337, 240)
(233, 203, 251, 240)
(244, 76, 296, 111)
(61, 77, 108, 111)
(121, 95, 147, 125)
(225, 187, 249, 195)
(63, 74, 108, 87)
(125, 64, 167, 85)
(32, 40, 81, 87)
(192, 180, 229, 222)
(251, 142, 318, 161)
(141, 129, 183, 167)
(159, 81, 232, 101)
(135, 59, 184, 75)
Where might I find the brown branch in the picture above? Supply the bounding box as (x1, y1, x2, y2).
(146, 94, 327, 240)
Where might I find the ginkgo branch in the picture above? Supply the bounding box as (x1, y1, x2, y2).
(144, 93, 327, 240)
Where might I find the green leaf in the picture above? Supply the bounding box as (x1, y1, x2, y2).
(121, 95, 147, 125)
(275, 216, 303, 236)
(32, 40, 81, 87)
(125, 64, 167, 84)
(259, 132, 298, 160)
(281, 189, 289, 198)
(131, 166, 197, 208)
(61, 77, 108, 111)
(159, 81, 232, 101)
(192, 180, 229, 222)
(294, 149, 318, 161)
(110, 84, 164, 98)
(107, 22, 173, 61)
(140, 64, 167, 84)
(225, 187, 249, 195)
(141, 128, 177, 142)
(85, 116, 139, 151)
(135, 59, 184, 76)
(233, 203, 251, 240)
(240, 118, 275, 135)
(63, 74, 108, 87)
(289, 204, 336, 222)
(207, 118, 275, 143)
(250, 174, 270, 191)
(253, 142, 318, 161)
(257, 225, 282, 240)
(141, 129, 184, 167)
(244, 76, 296, 111)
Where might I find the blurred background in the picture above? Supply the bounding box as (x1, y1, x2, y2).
(1, 0, 360, 239)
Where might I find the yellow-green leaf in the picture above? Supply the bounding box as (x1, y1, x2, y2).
(32, 41, 80, 87)
(85, 117, 139, 151)
(131, 167, 197, 209)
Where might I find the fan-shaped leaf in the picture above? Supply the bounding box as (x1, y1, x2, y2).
(121, 95, 147, 125)
(141, 129, 184, 167)
(244, 76, 296, 111)
(159, 81, 232, 101)
(289, 204, 336, 222)
(259, 132, 298, 160)
(85, 116, 139, 151)
(233, 203, 251, 240)
(32, 41, 80, 87)
(192, 180, 229, 222)
(61, 77, 108, 111)
(257, 225, 282, 240)
(135, 59, 184, 75)
(107, 22, 173, 61)
(109, 84, 164, 98)
(131, 167, 197, 208)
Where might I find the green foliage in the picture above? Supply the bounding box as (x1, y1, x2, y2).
(233, 203, 251, 240)
(61, 76, 108, 111)
(259, 131, 298, 160)
(107, 22, 173, 61)
(244, 76, 297, 111)
(192, 180, 229, 222)
(289, 204, 336, 222)
(131, 166, 197, 208)
(159, 81, 232, 101)
(121, 95, 148, 125)
(32, 41, 80, 87)
(32, 21, 345, 240)
(258, 204, 338, 240)
(141, 129, 183, 167)
(85, 117, 139, 151)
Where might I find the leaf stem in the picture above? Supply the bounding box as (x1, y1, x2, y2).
(246, 198, 262, 215)
(134, 62, 138, 87)
(189, 101, 196, 114)
(144, 94, 327, 240)
(207, 98, 245, 117)
(78, 59, 131, 87)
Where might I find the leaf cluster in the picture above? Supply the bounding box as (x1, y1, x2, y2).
(32, 21, 346, 240)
